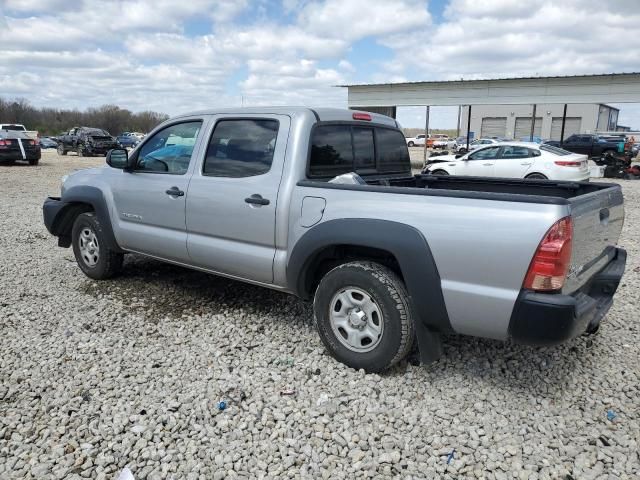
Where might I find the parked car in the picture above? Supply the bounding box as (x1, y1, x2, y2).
(545, 134, 625, 158)
(43, 107, 626, 372)
(57, 127, 119, 157)
(39, 137, 58, 149)
(0, 129, 41, 165)
(406, 133, 426, 147)
(116, 135, 139, 148)
(0, 123, 38, 140)
(455, 137, 500, 153)
(424, 142, 589, 181)
(426, 134, 450, 149)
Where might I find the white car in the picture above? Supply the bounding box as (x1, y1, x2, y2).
(455, 137, 501, 153)
(406, 134, 426, 147)
(423, 142, 590, 181)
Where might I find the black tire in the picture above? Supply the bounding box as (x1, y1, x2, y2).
(57, 144, 67, 156)
(77, 145, 84, 157)
(408, 141, 415, 147)
(313, 261, 415, 373)
(71, 212, 123, 280)
(431, 169, 449, 176)
(526, 173, 548, 180)
(28, 159, 39, 166)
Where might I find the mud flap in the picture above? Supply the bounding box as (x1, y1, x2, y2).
(415, 322, 443, 364)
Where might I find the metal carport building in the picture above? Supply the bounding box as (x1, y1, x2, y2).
(341, 72, 640, 147)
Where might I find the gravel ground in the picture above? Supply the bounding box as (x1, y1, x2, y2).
(1, 150, 639, 479)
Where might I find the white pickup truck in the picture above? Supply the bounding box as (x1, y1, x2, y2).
(0, 123, 38, 140)
(43, 107, 627, 372)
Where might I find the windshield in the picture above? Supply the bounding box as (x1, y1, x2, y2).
(540, 144, 572, 156)
(1, 125, 26, 131)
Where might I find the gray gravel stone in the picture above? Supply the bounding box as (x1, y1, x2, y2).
(0, 152, 639, 479)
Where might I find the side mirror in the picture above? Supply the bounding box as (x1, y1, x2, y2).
(455, 153, 464, 159)
(106, 148, 129, 169)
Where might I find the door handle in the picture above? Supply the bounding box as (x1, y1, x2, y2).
(520, 162, 532, 166)
(165, 186, 184, 197)
(245, 194, 270, 206)
(482, 163, 493, 166)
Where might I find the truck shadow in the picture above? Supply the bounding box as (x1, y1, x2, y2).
(79, 254, 604, 397)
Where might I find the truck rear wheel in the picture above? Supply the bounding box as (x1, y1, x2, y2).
(313, 261, 415, 373)
(71, 212, 123, 280)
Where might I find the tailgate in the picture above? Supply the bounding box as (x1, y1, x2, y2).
(564, 184, 624, 294)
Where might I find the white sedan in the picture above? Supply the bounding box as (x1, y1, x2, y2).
(423, 142, 590, 181)
(455, 137, 501, 153)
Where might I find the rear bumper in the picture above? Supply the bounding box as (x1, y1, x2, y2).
(0, 147, 41, 161)
(508, 247, 626, 346)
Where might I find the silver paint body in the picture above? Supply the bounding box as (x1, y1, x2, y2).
(61, 107, 624, 341)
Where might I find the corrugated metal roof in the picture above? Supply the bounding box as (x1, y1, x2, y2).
(338, 72, 640, 88)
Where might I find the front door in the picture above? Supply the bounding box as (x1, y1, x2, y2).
(186, 115, 290, 284)
(456, 146, 501, 177)
(110, 119, 206, 263)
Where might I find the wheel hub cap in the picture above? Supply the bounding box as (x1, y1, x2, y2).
(329, 287, 384, 352)
(79, 227, 100, 267)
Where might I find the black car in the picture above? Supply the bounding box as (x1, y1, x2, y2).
(57, 127, 119, 157)
(116, 135, 139, 148)
(0, 131, 41, 165)
(39, 137, 58, 149)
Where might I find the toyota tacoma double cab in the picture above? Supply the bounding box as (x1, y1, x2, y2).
(57, 127, 119, 157)
(43, 108, 627, 372)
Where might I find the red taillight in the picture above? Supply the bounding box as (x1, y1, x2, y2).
(352, 112, 372, 121)
(523, 216, 573, 292)
(0, 139, 10, 146)
(554, 160, 582, 167)
(29, 140, 36, 145)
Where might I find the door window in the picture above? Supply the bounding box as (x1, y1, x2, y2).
(203, 119, 279, 177)
(500, 146, 530, 159)
(468, 146, 501, 160)
(136, 121, 202, 174)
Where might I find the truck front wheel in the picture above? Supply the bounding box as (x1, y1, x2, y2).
(313, 261, 415, 373)
(57, 144, 67, 156)
(71, 212, 123, 280)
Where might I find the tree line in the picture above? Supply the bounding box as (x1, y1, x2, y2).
(0, 98, 169, 136)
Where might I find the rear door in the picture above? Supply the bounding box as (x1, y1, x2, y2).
(493, 145, 534, 178)
(456, 146, 500, 176)
(186, 115, 290, 284)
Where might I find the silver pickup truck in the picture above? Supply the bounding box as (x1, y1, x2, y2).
(43, 108, 627, 372)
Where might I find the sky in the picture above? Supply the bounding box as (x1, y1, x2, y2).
(1, 0, 639, 128)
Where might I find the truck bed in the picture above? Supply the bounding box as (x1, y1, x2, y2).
(300, 173, 616, 204)
(299, 173, 624, 296)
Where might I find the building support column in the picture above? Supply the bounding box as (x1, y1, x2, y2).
(530, 104, 537, 141)
(466, 105, 472, 150)
(423, 105, 430, 164)
(560, 103, 568, 145)
(456, 105, 461, 138)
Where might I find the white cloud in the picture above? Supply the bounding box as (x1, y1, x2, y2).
(0, 0, 639, 129)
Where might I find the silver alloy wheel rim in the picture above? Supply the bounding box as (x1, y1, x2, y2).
(78, 227, 100, 267)
(329, 287, 384, 352)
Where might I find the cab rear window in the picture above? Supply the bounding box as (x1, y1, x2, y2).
(309, 124, 410, 177)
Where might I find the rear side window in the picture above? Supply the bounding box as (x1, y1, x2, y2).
(204, 119, 279, 177)
(500, 145, 530, 159)
(309, 124, 408, 177)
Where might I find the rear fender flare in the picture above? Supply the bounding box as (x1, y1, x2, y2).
(287, 218, 451, 363)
